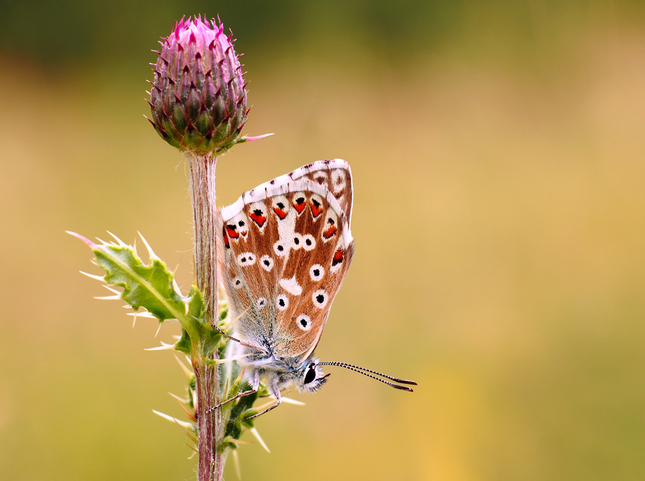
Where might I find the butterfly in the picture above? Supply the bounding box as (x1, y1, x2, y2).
(218, 159, 416, 417)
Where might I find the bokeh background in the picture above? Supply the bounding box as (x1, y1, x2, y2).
(2, 1, 645, 480)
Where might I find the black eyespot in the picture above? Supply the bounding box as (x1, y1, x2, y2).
(277, 202, 285, 210)
(278, 298, 285, 307)
(296, 197, 305, 204)
(293, 237, 300, 245)
(306, 238, 312, 246)
(264, 259, 270, 266)
(316, 294, 324, 303)
(238, 221, 245, 227)
(304, 366, 316, 384)
(313, 269, 320, 276)
(254, 209, 262, 215)
(327, 217, 335, 224)
(277, 245, 284, 252)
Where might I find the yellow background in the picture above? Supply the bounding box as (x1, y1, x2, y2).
(1, 2, 645, 480)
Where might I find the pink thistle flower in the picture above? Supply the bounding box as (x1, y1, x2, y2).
(148, 16, 249, 155)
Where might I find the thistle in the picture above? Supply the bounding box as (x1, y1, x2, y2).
(148, 16, 249, 155)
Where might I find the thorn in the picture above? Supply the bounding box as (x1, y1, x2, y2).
(249, 427, 270, 453)
(66, 231, 96, 248)
(127, 311, 156, 319)
(174, 354, 194, 377)
(222, 307, 249, 330)
(107, 231, 127, 247)
(79, 271, 104, 281)
(172, 277, 183, 296)
(232, 450, 241, 480)
(102, 285, 121, 295)
(94, 295, 121, 301)
(145, 341, 175, 351)
(154, 322, 162, 338)
(243, 133, 274, 142)
(168, 391, 189, 404)
(281, 397, 305, 406)
(138, 232, 158, 259)
(152, 410, 194, 430)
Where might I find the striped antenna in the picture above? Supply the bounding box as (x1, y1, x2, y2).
(319, 361, 417, 392)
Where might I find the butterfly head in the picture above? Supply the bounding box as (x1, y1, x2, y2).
(295, 357, 330, 394)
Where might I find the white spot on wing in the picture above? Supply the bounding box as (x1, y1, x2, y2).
(279, 276, 302, 296)
(276, 294, 289, 311)
(237, 252, 256, 266)
(312, 289, 328, 308)
(331, 169, 346, 193)
(302, 234, 316, 251)
(296, 314, 312, 331)
(260, 254, 274, 271)
(310, 264, 324, 281)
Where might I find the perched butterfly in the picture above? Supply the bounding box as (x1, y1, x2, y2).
(218, 159, 416, 417)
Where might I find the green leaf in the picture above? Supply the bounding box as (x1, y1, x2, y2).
(94, 244, 185, 322)
(70, 232, 213, 349)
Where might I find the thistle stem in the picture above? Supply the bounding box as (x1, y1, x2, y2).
(188, 153, 224, 481)
(188, 153, 219, 325)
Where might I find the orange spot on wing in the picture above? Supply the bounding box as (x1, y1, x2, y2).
(293, 198, 306, 214)
(273, 207, 287, 219)
(332, 249, 343, 265)
(222, 226, 230, 248)
(310, 200, 323, 218)
(323, 225, 337, 239)
(226, 224, 239, 239)
(249, 212, 266, 227)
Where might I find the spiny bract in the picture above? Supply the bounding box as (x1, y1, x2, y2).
(148, 16, 248, 155)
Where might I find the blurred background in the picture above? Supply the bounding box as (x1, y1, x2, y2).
(1, 1, 645, 480)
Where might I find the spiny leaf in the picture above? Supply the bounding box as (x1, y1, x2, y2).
(94, 245, 185, 322)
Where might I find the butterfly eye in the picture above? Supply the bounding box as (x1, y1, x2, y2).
(304, 365, 317, 384)
(312, 289, 328, 308)
(309, 264, 324, 282)
(276, 294, 289, 311)
(296, 314, 312, 331)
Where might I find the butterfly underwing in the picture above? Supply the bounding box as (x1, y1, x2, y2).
(218, 159, 414, 417)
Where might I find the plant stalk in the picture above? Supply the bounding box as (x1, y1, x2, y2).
(188, 153, 224, 481)
(189, 153, 219, 325)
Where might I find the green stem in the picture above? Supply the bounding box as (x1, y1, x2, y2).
(188, 153, 224, 481)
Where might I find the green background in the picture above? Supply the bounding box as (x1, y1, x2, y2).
(2, 1, 645, 480)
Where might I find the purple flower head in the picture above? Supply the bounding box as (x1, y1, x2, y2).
(148, 16, 249, 155)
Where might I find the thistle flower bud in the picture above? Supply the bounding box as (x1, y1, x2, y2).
(148, 16, 249, 155)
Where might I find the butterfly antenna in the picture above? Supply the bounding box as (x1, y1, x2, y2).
(319, 361, 417, 392)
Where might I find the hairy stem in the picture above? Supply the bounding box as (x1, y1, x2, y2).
(194, 357, 226, 481)
(188, 153, 224, 481)
(189, 153, 219, 325)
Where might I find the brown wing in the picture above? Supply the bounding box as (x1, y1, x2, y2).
(218, 160, 354, 364)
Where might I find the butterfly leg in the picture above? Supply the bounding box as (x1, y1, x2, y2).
(246, 380, 282, 419)
(208, 389, 257, 413)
